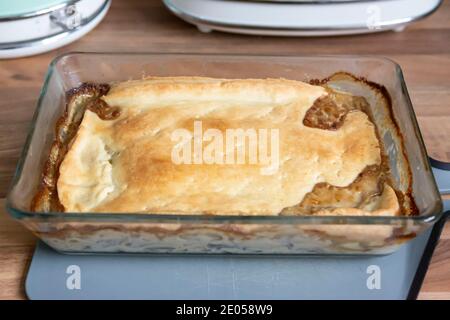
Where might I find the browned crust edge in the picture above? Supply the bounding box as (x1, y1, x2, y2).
(310, 72, 418, 216)
(30, 83, 110, 212)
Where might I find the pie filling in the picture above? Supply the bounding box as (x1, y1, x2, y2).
(31, 76, 416, 216)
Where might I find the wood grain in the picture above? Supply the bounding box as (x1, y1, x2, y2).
(0, 0, 449, 300)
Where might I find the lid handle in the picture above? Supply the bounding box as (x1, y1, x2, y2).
(50, 4, 81, 31)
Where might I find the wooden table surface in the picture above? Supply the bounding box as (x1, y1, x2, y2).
(0, 0, 449, 300)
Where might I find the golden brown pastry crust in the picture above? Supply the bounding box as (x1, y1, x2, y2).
(56, 77, 398, 215)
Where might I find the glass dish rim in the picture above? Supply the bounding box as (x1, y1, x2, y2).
(6, 51, 443, 225)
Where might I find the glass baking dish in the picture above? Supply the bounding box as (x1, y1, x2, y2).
(6, 52, 443, 255)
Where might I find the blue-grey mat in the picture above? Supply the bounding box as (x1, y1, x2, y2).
(25, 228, 433, 300)
(25, 168, 450, 300)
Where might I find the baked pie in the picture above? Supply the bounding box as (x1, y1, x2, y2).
(32, 76, 416, 216)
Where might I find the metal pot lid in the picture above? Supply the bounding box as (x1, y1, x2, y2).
(0, 0, 72, 20)
(0, 0, 110, 59)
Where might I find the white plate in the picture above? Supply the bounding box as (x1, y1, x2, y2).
(163, 0, 442, 36)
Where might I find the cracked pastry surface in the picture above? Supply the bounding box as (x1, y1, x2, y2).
(54, 77, 400, 215)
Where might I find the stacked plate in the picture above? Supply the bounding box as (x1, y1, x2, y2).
(163, 0, 442, 36)
(0, 0, 111, 59)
